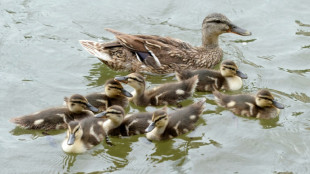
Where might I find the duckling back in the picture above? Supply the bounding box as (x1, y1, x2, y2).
(10, 107, 93, 130)
(147, 75, 199, 105)
(109, 112, 153, 136)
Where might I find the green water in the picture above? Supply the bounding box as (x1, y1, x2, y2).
(1, 0, 310, 173)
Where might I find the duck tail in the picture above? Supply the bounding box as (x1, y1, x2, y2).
(185, 75, 199, 95)
(79, 40, 114, 61)
(105, 28, 126, 36)
(196, 98, 206, 112)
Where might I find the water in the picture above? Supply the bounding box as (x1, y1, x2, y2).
(1, 0, 310, 173)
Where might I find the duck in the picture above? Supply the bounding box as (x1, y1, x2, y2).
(108, 111, 154, 136)
(10, 94, 99, 130)
(65, 79, 133, 113)
(213, 89, 285, 119)
(175, 60, 248, 92)
(145, 100, 205, 141)
(114, 73, 198, 106)
(62, 105, 125, 153)
(79, 13, 251, 74)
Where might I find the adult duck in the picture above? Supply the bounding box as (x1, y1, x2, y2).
(79, 13, 251, 74)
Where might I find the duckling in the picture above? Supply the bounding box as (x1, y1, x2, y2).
(108, 111, 153, 136)
(175, 60, 248, 92)
(145, 100, 205, 141)
(114, 73, 198, 106)
(10, 94, 99, 130)
(213, 89, 285, 119)
(79, 13, 251, 74)
(82, 79, 132, 112)
(62, 105, 125, 153)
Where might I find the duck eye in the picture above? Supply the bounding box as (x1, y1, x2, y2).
(71, 103, 75, 107)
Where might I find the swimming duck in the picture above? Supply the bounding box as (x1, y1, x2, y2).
(62, 105, 125, 153)
(79, 13, 251, 74)
(10, 94, 99, 130)
(114, 73, 198, 106)
(69, 79, 132, 113)
(145, 100, 205, 141)
(175, 60, 248, 92)
(213, 89, 285, 119)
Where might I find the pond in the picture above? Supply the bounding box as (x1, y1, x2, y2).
(1, 0, 310, 173)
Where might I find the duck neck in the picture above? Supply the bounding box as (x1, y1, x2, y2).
(146, 123, 168, 141)
(202, 30, 220, 49)
(131, 87, 147, 105)
(224, 76, 242, 91)
(103, 119, 120, 134)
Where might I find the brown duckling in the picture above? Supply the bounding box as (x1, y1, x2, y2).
(62, 105, 125, 153)
(213, 89, 285, 119)
(82, 79, 132, 112)
(145, 100, 205, 141)
(79, 13, 251, 74)
(10, 94, 99, 130)
(175, 60, 247, 92)
(114, 73, 199, 106)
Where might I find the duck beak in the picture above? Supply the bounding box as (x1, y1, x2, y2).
(145, 122, 156, 132)
(95, 111, 108, 118)
(229, 23, 251, 36)
(272, 100, 285, 109)
(86, 103, 99, 113)
(121, 89, 133, 97)
(236, 70, 248, 79)
(114, 76, 129, 84)
(67, 133, 75, 145)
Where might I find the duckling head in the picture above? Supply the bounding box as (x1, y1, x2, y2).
(202, 13, 251, 38)
(95, 105, 125, 126)
(220, 60, 248, 79)
(255, 89, 285, 109)
(104, 79, 133, 98)
(145, 109, 168, 132)
(67, 94, 99, 113)
(66, 121, 82, 145)
(114, 73, 145, 91)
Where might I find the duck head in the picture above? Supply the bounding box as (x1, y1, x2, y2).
(66, 94, 99, 113)
(104, 79, 132, 98)
(220, 60, 248, 79)
(114, 73, 145, 91)
(66, 121, 82, 145)
(255, 89, 285, 109)
(145, 109, 168, 132)
(95, 105, 125, 126)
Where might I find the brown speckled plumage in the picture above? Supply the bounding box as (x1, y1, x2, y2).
(79, 13, 251, 74)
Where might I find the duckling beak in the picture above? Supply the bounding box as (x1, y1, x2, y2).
(95, 111, 108, 118)
(236, 70, 248, 79)
(114, 76, 129, 84)
(272, 100, 285, 109)
(229, 23, 252, 36)
(86, 103, 99, 113)
(121, 89, 133, 97)
(145, 122, 156, 132)
(67, 133, 75, 145)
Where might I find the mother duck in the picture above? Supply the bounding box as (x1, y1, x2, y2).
(79, 13, 251, 74)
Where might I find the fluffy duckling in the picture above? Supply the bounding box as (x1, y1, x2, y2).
(10, 94, 99, 130)
(145, 100, 205, 141)
(213, 89, 285, 119)
(175, 60, 247, 92)
(62, 105, 125, 153)
(108, 111, 153, 136)
(83, 79, 132, 112)
(114, 73, 198, 106)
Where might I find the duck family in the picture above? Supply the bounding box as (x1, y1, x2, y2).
(10, 13, 285, 153)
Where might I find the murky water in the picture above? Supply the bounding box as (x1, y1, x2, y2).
(1, 0, 310, 173)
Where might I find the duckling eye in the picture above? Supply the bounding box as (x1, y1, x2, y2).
(214, 20, 221, 23)
(71, 103, 75, 107)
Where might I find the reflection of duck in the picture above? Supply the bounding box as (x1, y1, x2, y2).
(62, 106, 124, 153)
(79, 13, 251, 74)
(10, 94, 98, 130)
(145, 100, 205, 141)
(176, 60, 247, 92)
(115, 73, 198, 106)
(213, 89, 285, 119)
(71, 79, 132, 113)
